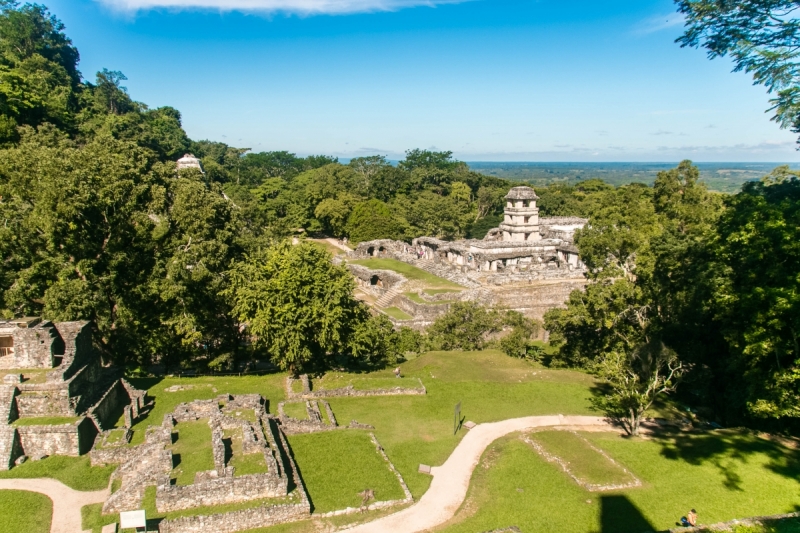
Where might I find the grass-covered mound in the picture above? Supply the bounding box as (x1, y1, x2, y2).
(0, 490, 52, 533)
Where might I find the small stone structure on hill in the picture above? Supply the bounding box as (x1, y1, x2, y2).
(0, 318, 145, 470)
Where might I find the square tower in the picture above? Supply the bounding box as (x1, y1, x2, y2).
(499, 186, 540, 242)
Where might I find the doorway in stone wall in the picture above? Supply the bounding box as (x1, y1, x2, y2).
(0, 336, 13, 358)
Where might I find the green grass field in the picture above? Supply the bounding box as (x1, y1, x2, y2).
(287, 431, 405, 512)
(171, 420, 215, 485)
(437, 430, 800, 533)
(382, 307, 413, 320)
(282, 402, 308, 419)
(349, 258, 463, 290)
(527, 430, 636, 487)
(0, 456, 114, 491)
(0, 490, 52, 533)
(10, 416, 82, 427)
(4, 348, 799, 533)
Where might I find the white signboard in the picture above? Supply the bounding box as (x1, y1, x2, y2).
(120, 510, 147, 529)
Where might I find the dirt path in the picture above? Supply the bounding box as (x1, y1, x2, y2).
(343, 415, 614, 533)
(326, 238, 353, 252)
(0, 478, 108, 533)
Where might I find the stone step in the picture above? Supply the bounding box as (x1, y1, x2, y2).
(375, 288, 401, 308)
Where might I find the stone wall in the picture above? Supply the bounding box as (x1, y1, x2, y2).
(156, 473, 289, 513)
(14, 387, 73, 417)
(157, 501, 310, 533)
(392, 295, 451, 322)
(87, 380, 128, 431)
(9, 323, 60, 369)
(0, 427, 22, 470)
(285, 376, 426, 401)
(16, 417, 96, 457)
(347, 264, 407, 293)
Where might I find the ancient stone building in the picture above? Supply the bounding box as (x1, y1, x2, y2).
(346, 185, 589, 327)
(0, 319, 145, 470)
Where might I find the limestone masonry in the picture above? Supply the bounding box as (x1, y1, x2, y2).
(0, 319, 145, 469)
(345, 185, 589, 328)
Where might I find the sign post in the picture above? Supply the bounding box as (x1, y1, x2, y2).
(454, 401, 461, 435)
(120, 510, 147, 532)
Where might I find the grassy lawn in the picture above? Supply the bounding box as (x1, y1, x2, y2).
(405, 292, 456, 305)
(282, 402, 308, 420)
(324, 350, 597, 499)
(527, 430, 635, 487)
(382, 307, 413, 320)
(171, 420, 215, 485)
(0, 369, 48, 384)
(0, 456, 114, 491)
(81, 503, 117, 533)
(349, 258, 463, 290)
(0, 490, 51, 533)
(287, 431, 405, 513)
(424, 289, 463, 296)
(314, 374, 413, 391)
(224, 427, 269, 477)
(11, 416, 82, 427)
(436, 430, 800, 533)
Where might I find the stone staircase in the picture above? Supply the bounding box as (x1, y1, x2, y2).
(375, 287, 402, 308)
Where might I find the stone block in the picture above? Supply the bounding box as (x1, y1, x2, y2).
(2, 374, 21, 384)
(101, 524, 117, 533)
(418, 464, 431, 474)
(464, 421, 477, 429)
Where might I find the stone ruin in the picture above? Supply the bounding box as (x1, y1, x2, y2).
(345, 185, 589, 328)
(92, 394, 311, 533)
(0, 318, 146, 469)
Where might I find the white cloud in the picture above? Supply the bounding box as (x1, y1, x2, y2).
(96, 0, 467, 14)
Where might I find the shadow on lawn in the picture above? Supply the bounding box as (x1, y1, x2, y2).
(651, 427, 800, 491)
(598, 495, 657, 533)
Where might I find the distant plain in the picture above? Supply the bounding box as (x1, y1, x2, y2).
(465, 162, 800, 193)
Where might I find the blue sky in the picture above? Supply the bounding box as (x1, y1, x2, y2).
(43, 0, 800, 162)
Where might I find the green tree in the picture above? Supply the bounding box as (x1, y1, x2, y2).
(713, 170, 800, 418)
(346, 199, 406, 243)
(429, 301, 501, 351)
(348, 313, 401, 367)
(594, 340, 686, 436)
(676, 0, 800, 142)
(226, 241, 363, 375)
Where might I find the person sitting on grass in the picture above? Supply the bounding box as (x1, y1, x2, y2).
(680, 509, 697, 527)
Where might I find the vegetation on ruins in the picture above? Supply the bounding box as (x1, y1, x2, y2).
(0, 0, 798, 432)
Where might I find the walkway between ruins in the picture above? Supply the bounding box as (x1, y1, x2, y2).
(326, 238, 353, 252)
(343, 415, 614, 533)
(0, 478, 109, 533)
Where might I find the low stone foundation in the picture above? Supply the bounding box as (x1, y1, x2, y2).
(157, 501, 310, 533)
(156, 473, 288, 512)
(285, 375, 426, 401)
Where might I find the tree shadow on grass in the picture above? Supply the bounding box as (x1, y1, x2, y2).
(598, 494, 657, 533)
(651, 427, 800, 491)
